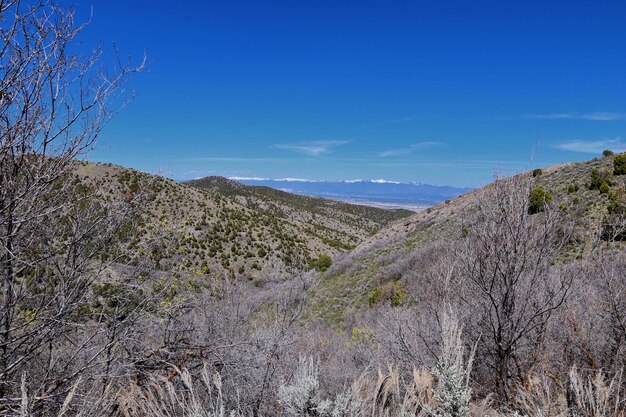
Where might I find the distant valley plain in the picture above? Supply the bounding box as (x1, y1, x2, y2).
(230, 177, 471, 211)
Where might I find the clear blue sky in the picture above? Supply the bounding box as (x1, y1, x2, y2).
(74, 0, 626, 187)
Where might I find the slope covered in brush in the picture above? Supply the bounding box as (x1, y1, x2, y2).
(306, 154, 626, 323)
(72, 163, 413, 281)
(186, 176, 413, 232)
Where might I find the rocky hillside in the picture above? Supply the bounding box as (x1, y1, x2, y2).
(73, 162, 412, 281)
(306, 153, 626, 323)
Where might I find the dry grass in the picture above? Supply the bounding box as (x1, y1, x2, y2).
(118, 366, 242, 417)
(568, 367, 625, 417)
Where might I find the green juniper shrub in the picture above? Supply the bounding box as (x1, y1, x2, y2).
(309, 254, 332, 272)
(600, 182, 611, 194)
(589, 168, 613, 191)
(368, 287, 381, 307)
(614, 153, 626, 175)
(603, 149, 615, 157)
(529, 187, 553, 214)
(532, 168, 543, 177)
(567, 182, 580, 193)
(603, 188, 626, 241)
(608, 188, 626, 215)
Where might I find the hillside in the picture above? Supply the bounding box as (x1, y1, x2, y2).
(186, 176, 413, 229)
(73, 162, 413, 280)
(306, 154, 625, 323)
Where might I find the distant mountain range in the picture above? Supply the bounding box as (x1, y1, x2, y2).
(228, 177, 472, 211)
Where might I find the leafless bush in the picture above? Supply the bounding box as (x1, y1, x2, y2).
(455, 173, 574, 404)
(0, 0, 148, 410)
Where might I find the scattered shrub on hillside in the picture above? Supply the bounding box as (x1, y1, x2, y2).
(368, 281, 407, 307)
(608, 188, 626, 215)
(528, 187, 553, 214)
(589, 168, 613, 191)
(532, 168, 543, 177)
(614, 153, 626, 175)
(567, 182, 580, 193)
(368, 287, 381, 307)
(603, 149, 615, 157)
(600, 181, 611, 194)
(603, 188, 626, 241)
(346, 325, 372, 348)
(309, 254, 332, 272)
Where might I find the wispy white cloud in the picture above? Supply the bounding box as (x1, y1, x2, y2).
(378, 141, 444, 157)
(552, 137, 625, 153)
(274, 140, 348, 156)
(524, 112, 626, 121)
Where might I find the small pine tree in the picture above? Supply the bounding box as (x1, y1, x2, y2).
(603, 149, 615, 157)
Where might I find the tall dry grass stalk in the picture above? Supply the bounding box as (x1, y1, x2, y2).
(15, 373, 119, 417)
(568, 366, 624, 417)
(353, 367, 403, 417)
(513, 372, 567, 417)
(401, 368, 435, 416)
(118, 366, 243, 417)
